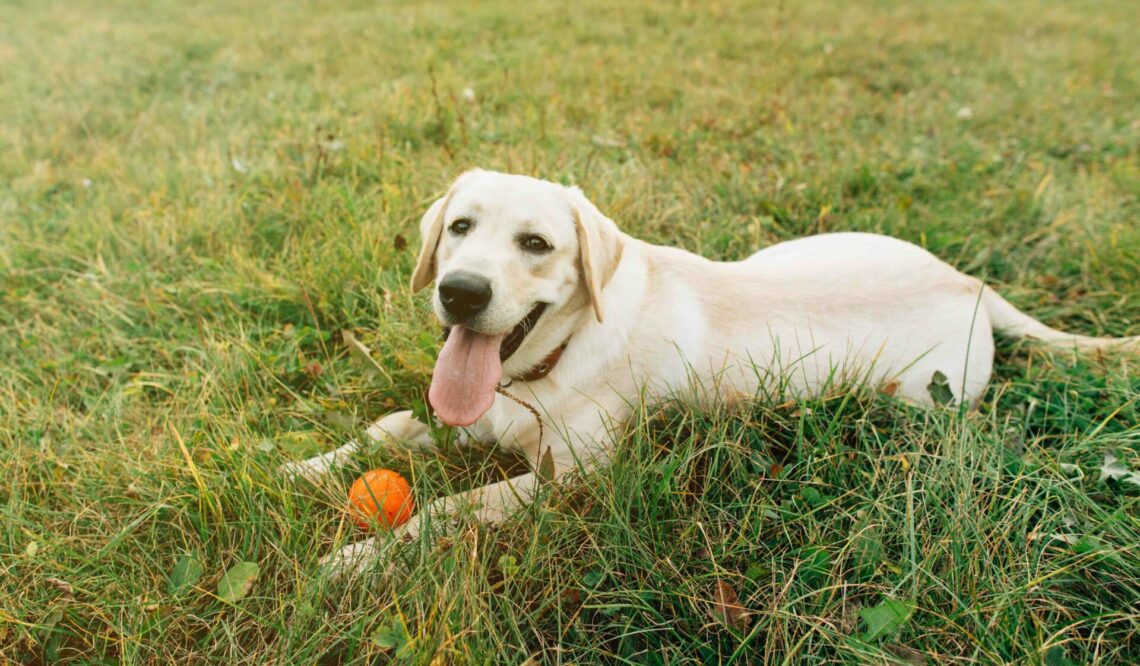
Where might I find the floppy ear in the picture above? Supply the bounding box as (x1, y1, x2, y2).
(409, 169, 484, 292)
(568, 186, 624, 323)
(409, 190, 453, 292)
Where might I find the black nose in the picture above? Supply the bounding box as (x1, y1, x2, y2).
(438, 271, 493, 320)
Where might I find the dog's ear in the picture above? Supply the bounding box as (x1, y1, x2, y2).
(410, 170, 482, 292)
(568, 186, 624, 323)
(409, 192, 452, 292)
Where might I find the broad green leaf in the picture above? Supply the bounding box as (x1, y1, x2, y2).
(40, 607, 64, 661)
(801, 486, 825, 508)
(277, 431, 325, 459)
(926, 371, 955, 406)
(169, 553, 205, 594)
(582, 570, 605, 588)
(1045, 645, 1075, 666)
(850, 519, 883, 580)
(295, 599, 316, 619)
(371, 622, 408, 651)
(498, 554, 520, 578)
(217, 561, 260, 604)
(744, 563, 770, 582)
(859, 598, 915, 642)
(797, 546, 832, 585)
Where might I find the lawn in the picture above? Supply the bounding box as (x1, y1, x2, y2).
(2, 0, 1139, 663)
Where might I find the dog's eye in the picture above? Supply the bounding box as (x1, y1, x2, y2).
(449, 218, 472, 235)
(519, 234, 551, 253)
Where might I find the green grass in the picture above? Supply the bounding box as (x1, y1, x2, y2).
(2, 0, 1139, 662)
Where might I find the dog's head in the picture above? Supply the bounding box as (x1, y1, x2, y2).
(410, 169, 623, 426)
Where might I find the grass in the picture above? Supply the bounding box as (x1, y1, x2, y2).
(1, 0, 1139, 662)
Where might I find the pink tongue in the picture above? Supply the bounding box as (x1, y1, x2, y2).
(429, 326, 505, 426)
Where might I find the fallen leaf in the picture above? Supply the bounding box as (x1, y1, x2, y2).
(850, 518, 883, 580)
(591, 134, 626, 148)
(371, 620, 413, 658)
(1100, 451, 1140, 487)
(859, 597, 915, 642)
(709, 580, 750, 630)
(217, 561, 260, 604)
(343, 330, 387, 380)
(498, 554, 519, 578)
(537, 447, 555, 486)
(1044, 645, 1075, 666)
(801, 486, 826, 507)
(884, 643, 927, 664)
(277, 431, 325, 459)
(1058, 463, 1082, 478)
(169, 554, 205, 594)
(926, 371, 954, 406)
(582, 570, 605, 588)
(371, 622, 405, 649)
(797, 546, 832, 585)
(45, 578, 74, 596)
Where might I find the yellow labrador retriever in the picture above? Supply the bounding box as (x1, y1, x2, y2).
(289, 169, 1137, 573)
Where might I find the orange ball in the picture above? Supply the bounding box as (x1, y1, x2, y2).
(347, 469, 414, 529)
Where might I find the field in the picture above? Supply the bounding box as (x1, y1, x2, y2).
(2, 0, 1139, 662)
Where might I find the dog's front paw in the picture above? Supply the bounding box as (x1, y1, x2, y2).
(279, 452, 336, 483)
(319, 521, 419, 579)
(319, 537, 390, 578)
(365, 410, 431, 447)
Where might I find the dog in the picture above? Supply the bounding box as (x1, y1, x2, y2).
(285, 168, 1137, 574)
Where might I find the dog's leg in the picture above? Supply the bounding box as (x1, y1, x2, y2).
(320, 464, 576, 576)
(279, 410, 431, 482)
(320, 410, 622, 577)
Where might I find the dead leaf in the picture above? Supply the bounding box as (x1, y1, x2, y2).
(884, 643, 927, 665)
(45, 578, 73, 596)
(709, 580, 750, 630)
(342, 330, 389, 381)
(1100, 451, 1140, 487)
(591, 134, 626, 148)
(537, 447, 555, 486)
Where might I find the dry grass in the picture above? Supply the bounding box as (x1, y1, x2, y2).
(2, 0, 1138, 663)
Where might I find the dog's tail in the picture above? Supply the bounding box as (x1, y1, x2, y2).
(982, 286, 1139, 352)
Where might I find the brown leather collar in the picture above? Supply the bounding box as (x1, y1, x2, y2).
(511, 340, 568, 383)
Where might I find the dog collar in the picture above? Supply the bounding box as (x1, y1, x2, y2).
(511, 340, 569, 383)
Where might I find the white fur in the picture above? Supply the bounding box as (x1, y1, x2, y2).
(302, 170, 1137, 575)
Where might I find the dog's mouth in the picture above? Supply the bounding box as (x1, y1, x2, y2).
(498, 302, 547, 362)
(430, 303, 547, 427)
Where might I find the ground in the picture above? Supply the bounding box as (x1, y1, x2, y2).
(1, 0, 1139, 663)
